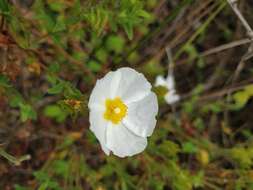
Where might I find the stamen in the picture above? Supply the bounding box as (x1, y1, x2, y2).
(104, 97, 127, 124)
(114, 107, 121, 114)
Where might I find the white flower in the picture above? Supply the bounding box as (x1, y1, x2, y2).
(155, 74, 180, 105)
(88, 67, 158, 157)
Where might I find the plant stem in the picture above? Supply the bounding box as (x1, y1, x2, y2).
(227, 0, 253, 39)
(0, 148, 31, 166)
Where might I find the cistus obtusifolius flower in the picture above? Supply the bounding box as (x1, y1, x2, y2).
(88, 67, 158, 157)
(155, 74, 180, 105)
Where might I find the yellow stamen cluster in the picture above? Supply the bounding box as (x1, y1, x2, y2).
(64, 99, 82, 110)
(104, 97, 127, 124)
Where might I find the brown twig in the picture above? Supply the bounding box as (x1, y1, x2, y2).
(225, 0, 253, 83)
(201, 38, 252, 57)
(173, 38, 251, 67)
(227, 0, 253, 39)
(225, 0, 253, 99)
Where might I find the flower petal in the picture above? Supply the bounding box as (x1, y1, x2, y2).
(116, 67, 151, 104)
(89, 108, 110, 155)
(164, 91, 180, 105)
(88, 71, 121, 109)
(106, 123, 147, 157)
(123, 92, 158, 137)
(155, 75, 167, 87)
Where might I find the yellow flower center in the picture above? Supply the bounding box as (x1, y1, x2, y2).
(104, 97, 127, 124)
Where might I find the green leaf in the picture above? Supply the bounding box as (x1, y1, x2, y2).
(48, 2, 65, 12)
(47, 83, 64, 94)
(192, 171, 204, 187)
(137, 10, 151, 18)
(0, 0, 9, 13)
(105, 35, 125, 53)
(52, 16, 66, 33)
(95, 48, 108, 62)
(123, 23, 133, 40)
(182, 142, 198, 154)
(46, 74, 58, 84)
(233, 92, 248, 108)
(159, 140, 180, 157)
(231, 84, 253, 110)
(34, 171, 50, 182)
(9, 94, 23, 107)
(48, 63, 61, 73)
(245, 85, 253, 94)
(43, 105, 67, 123)
(9, 15, 30, 49)
(57, 136, 75, 150)
(19, 103, 37, 122)
(88, 60, 102, 72)
(84, 6, 109, 35)
(0, 75, 11, 87)
(230, 147, 253, 169)
(38, 183, 48, 190)
(63, 82, 82, 99)
(52, 160, 69, 178)
(14, 185, 30, 190)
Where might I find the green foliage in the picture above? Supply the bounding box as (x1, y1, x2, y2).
(87, 60, 102, 72)
(19, 103, 37, 122)
(182, 141, 198, 154)
(14, 185, 30, 190)
(0, 75, 37, 122)
(95, 48, 108, 62)
(183, 44, 205, 67)
(232, 85, 253, 110)
(201, 100, 225, 114)
(3, 0, 253, 190)
(229, 146, 253, 169)
(45, 74, 86, 120)
(168, 161, 194, 190)
(43, 104, 67, 123)
(84, 5, 109, 36)
(183, 84, 204, 114)
(158, 140, 180, 158)
(52, 160, 69, 179)
(83, 0, 151, 39)
(106, 35, 125, 53)
(47, 75, 83, 99)
(0, 0, 9, 14)
(114, 0, 151, 39)
(34, 171, 61, 190)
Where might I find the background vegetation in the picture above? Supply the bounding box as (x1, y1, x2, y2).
(0, 0, 253, 189)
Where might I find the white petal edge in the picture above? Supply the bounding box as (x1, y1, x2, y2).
(106, 122, 147, 157)
(88, 70, 121, 109)
(164, 91, 180, 105)
(116, 67, 152, 104)
(155, 75, 167, 87)
(123, 92, 158, 137)
(89, 108, 110, 155)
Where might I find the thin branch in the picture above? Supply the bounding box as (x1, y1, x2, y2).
(165, 46, 174, 75)
(224, 0, 253, 99)
(169, 38, 251, 67)
(201, 38, 252, 57)
(227, 0, 253, 39)
(0, 148, 31, 166)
